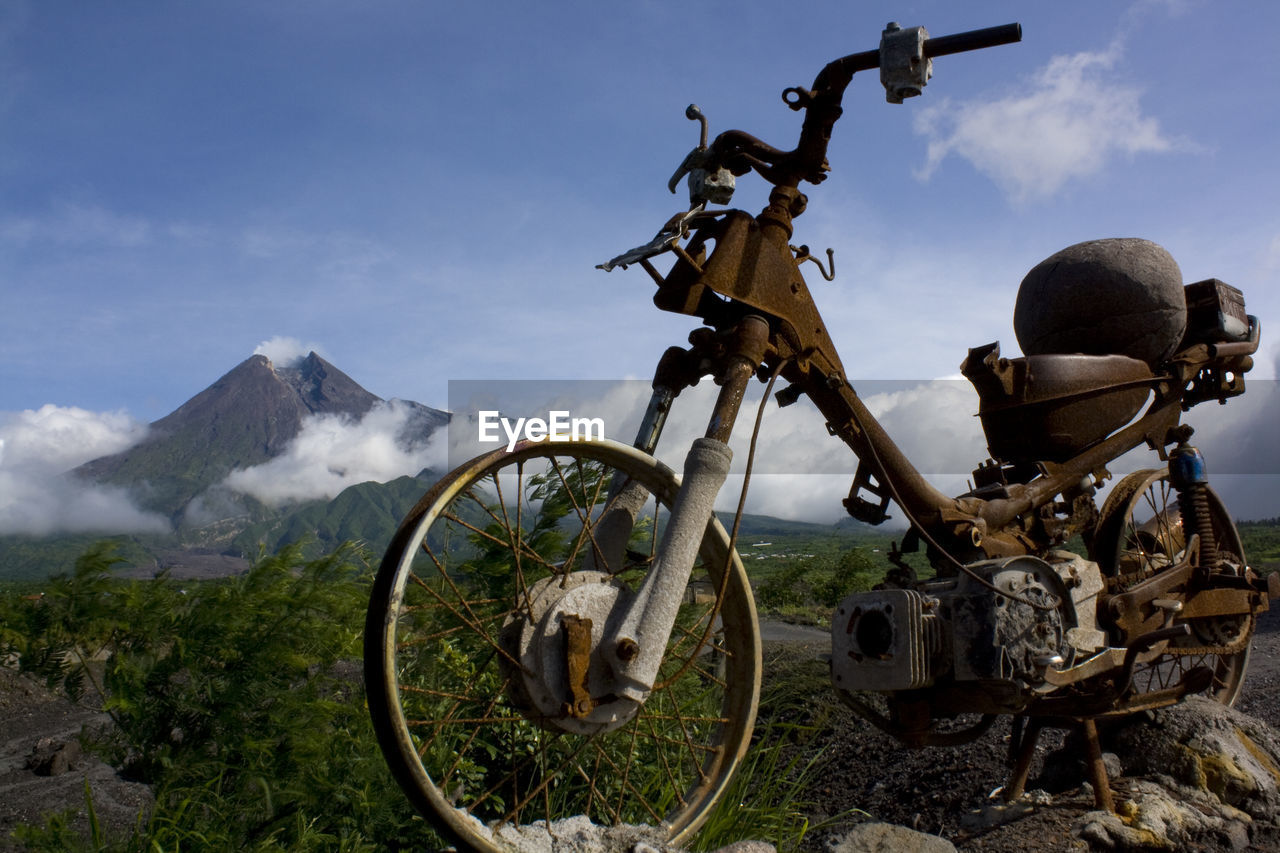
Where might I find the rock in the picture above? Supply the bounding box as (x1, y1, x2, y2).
(26, 736, 81, 777)
(1069, 696, 1280, 850)
(1113, 696, 1280, 820)
(1073, 779, 1252, 851)
(1014, 237, 1186, 366)
(479, 815, 703, 853)
(829, 820, 956, 852)
(0, 671, 153, 853)
(961, 793, 1049, 832)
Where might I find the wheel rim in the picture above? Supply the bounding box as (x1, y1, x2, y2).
(365, 439, 760, 851)
(1095, 468, 1251, 705)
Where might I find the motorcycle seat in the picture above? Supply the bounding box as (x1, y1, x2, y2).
(960, 342, 1154, 464)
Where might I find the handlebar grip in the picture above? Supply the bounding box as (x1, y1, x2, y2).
(834, 22, 1021, 76)
(924, 23, 1022, 59)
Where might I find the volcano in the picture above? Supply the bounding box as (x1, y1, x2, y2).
(75, 352, 447, 525)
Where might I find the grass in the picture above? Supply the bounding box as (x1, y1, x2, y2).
(694, 648, 864, 852)
(4, 546, 857, 853)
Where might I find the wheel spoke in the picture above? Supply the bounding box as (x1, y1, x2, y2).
(366, 441, 759, 850)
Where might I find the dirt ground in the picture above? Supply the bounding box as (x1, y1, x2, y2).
(0, 668, 152, 851)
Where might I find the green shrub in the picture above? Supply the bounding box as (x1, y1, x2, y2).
(756, 547, 881, 612)
(4, 541, 441, 851)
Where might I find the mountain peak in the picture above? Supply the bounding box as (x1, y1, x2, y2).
(76, 352, 387, 521)
(267, 352, 376, 417)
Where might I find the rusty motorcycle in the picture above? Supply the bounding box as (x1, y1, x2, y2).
(364, 22, 1272, 850)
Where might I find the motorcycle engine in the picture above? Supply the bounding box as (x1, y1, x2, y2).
(831, 554, 1104, 694)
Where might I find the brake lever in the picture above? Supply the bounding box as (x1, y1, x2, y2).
(597, 204, 707, 272)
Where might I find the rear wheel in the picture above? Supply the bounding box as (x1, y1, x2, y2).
(365, 439, 761, 851)
(1092, 468, 1251, 705)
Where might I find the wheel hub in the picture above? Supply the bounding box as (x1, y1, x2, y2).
(501, 572, 641, 735)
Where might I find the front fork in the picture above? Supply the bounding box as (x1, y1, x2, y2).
(588, 316, 769, 704)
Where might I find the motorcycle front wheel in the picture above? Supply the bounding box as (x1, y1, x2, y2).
(364, 438, 761, 851)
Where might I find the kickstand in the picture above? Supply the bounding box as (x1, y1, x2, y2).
(1002, 716, 1042, 802)
(1081, 718, 1115, 812)
(1002, 716, 1115, 813)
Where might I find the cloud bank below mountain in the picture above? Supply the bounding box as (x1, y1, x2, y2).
(220, 399, 446, 507)
(0, 405, 169, 535)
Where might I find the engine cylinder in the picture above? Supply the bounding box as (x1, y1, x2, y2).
(831, 556, 1080, 695)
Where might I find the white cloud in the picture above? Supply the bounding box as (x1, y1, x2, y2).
(0, 405, 146, 476)
(0, 405, 168, 535)
(861, 381, 986, 475)
(0, 201, 153, 247)
(913, 39, 1179, 204)
(222, 400, 446, 506)
(252, 336, 326, 367)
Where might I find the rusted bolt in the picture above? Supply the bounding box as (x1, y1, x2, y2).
(616, 638, 640, 662)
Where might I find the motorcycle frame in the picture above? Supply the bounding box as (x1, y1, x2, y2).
(619, 30, 1262, 565)
(605, 33, 1267, 735)
(635, 192, 1260, 563)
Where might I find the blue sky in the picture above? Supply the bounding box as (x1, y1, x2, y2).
(2, 0, 1279, 530)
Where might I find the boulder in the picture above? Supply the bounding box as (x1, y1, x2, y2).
(1014, 238, 1187, 366)
(829, 821, 956, 852)
(1070, 696, 1280, 850)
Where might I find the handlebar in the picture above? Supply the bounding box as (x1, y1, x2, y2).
(708, 22, 1022, 193)
(925, 23, 1023, 60)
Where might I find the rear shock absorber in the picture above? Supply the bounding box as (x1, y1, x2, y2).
(1168, 439, 1219, 574)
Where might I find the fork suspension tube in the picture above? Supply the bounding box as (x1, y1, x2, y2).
(583, 384, 679, 575)
(706, 315, 771, 442)
(634, 386, 676, 455)
(632, 343, 708, 454)
(607, 316, 769, 700)
(589, 314, 764, 576)
(610, 437, 733, 702)
(707, 361, 755, 442)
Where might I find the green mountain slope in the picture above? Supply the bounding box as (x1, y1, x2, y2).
(230, 473, 438, 559)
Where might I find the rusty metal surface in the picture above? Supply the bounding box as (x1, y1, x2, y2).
(962, 344, 1156, 463)
(591, 21, 1276, 828)
(561, 615, 595, 719)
